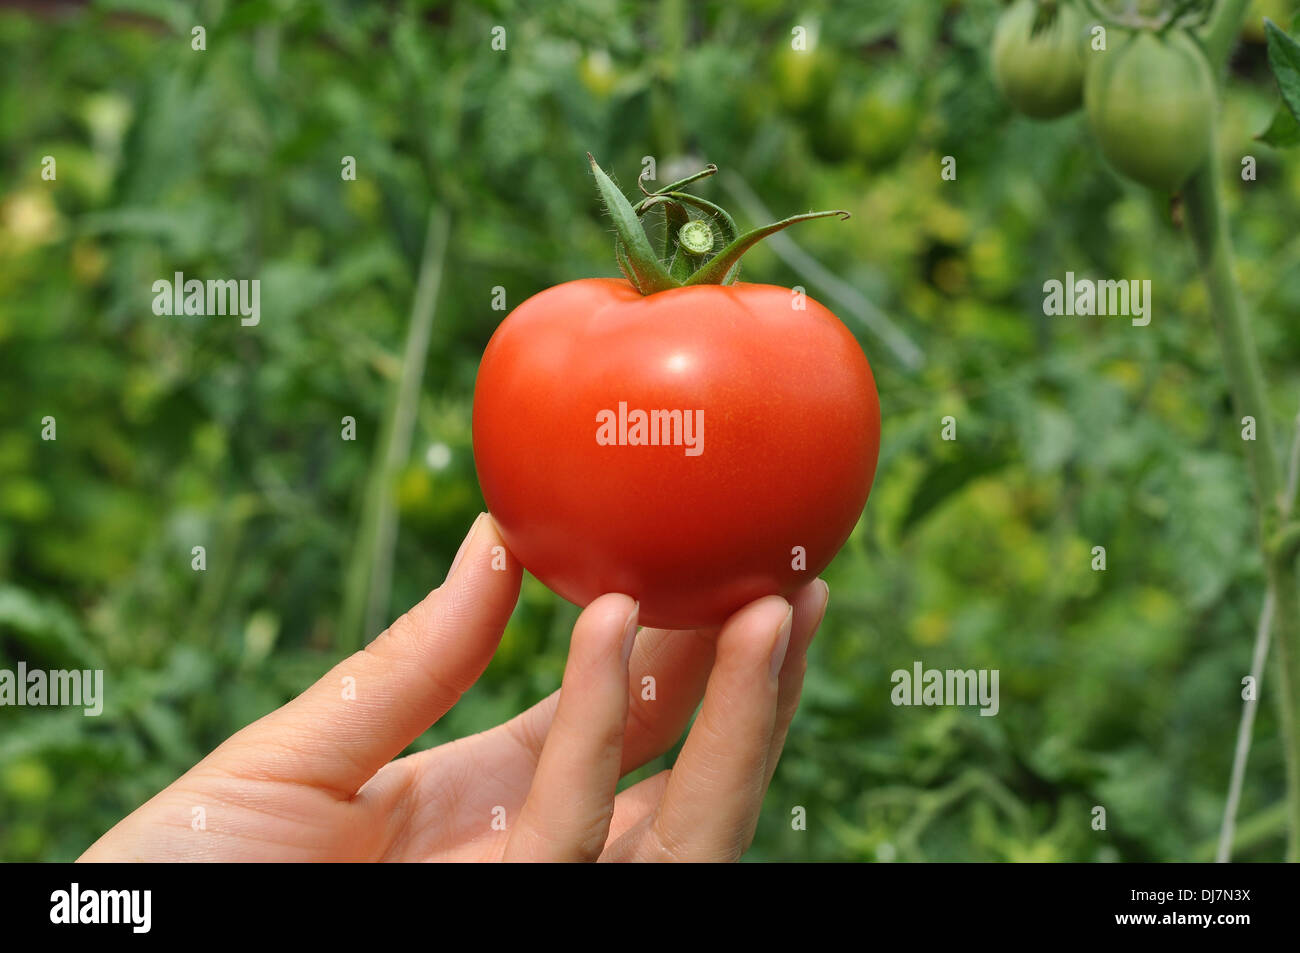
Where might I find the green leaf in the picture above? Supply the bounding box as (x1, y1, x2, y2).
(1265, 19, 1300, 123)
(1258, 20, 1300, 147)
(1259, 102, 1300, 147)
(897, 449, 1011, 538)
(0, 586, 105, 669)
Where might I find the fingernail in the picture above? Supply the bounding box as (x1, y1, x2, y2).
(769, 605, 793, 679)
(621, 601, 640, 666)
(803, 580, 831, 652)
(446, 512, 486, 582)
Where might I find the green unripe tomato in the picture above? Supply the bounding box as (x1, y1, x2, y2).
(811, 59, 919, 168)
(771, 45, 839, 118)
(847, 64, 920, 168)
(992, 0, 1086, 119)
(1084, 28, 1215, 191)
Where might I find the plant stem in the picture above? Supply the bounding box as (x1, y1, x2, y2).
(342, 207, 451, 649)
(1218, 587, 1276, 861)
(1218, 413, 1300, 861)
(1199, 799, 1289, 859)
(1184, 144, 1300, 861)
(1201, 0, 1251, 68)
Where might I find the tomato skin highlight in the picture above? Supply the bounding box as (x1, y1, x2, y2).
(472, 278, 881, 629)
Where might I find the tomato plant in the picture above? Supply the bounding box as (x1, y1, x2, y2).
(992, 0, 1300, 862)
(992, 0, 1087, 119)
(1085, 26, 1215, 191)
(472, 159, 880, 628)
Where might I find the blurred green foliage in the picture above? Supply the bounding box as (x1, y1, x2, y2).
(2, 0, 1300, 861)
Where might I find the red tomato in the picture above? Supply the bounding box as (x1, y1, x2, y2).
(472, 277, 880, 629)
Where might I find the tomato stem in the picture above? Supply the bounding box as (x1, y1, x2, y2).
(589, 155, 850, 294)
(678, 220, 715, 255)
(1200, 0, 1250, 67)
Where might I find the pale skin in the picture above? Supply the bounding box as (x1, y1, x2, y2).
(80, 513, 829, 862)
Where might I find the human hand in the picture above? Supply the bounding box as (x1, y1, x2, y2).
(80, 513, 829, 862)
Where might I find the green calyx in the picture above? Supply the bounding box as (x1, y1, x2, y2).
(1080, 0, 1209, 34)
(587, 154, 850, 295)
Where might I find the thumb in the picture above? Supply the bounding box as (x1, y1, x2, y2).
(208, 513, 521, 798)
